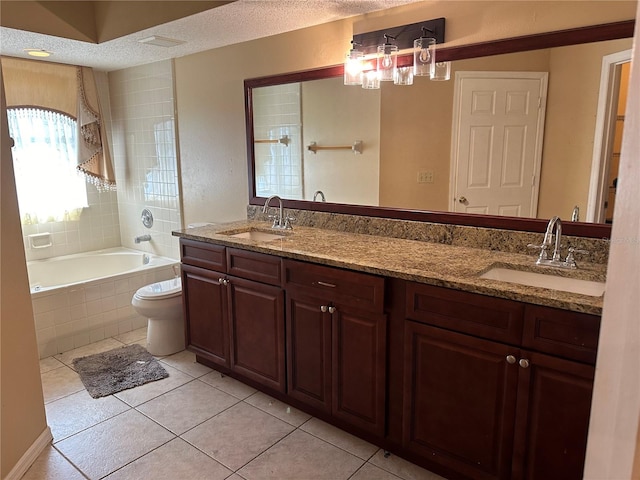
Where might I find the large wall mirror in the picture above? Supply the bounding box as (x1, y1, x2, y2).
(245, 21, 635, 238)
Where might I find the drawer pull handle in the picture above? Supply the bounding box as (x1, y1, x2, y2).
(328, 306, 336, 314)
(317, 281, 337, 288)
(506, 355, 516, 364)
(321, 305, 328, 312)
(519, 358, 530, 369)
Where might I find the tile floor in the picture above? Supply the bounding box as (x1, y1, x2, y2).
(26, 327, 446, 480)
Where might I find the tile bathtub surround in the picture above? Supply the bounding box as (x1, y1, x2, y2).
(32, 264, 178, 358)
(28, 335, 446, 480)
(109, 60, 182, 260)
(247, 206, 610, 265)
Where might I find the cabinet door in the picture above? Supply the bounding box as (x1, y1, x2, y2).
(332, 307, 386, 436)
(182, 265, 229, 368)
(403, 321, 519, 480)
(228, 276, 285, 392)
(286, 290, 332, 413)
(512, 351, 595, 480)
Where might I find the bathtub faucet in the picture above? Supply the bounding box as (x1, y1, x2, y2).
(135, 234, 152, 244)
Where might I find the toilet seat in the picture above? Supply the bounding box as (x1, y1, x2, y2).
(134, 278, 182, 300)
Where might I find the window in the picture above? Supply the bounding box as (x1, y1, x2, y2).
(7, 107, 88, 224)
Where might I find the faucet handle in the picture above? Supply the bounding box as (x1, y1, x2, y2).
(565, 247, 589, 268)
(283, 216, 295, 230)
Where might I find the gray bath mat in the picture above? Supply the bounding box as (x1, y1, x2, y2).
(73, 344, 169, 398)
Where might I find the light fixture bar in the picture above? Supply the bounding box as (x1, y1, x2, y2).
(352, 18, 445, 54)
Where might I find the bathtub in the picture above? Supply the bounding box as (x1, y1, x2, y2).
(29, 248, 180, 358)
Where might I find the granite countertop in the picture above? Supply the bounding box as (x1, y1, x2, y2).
(173, 220, 606, 315)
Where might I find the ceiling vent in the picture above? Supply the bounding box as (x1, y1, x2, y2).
(138, 35, 185, 47)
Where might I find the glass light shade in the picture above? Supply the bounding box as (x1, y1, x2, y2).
(413, 37, 436, 77)
(362, 70, 380, 89)
(377, 43, 398, 82)
(394, 67, 414, 86)
(431, 61, 451, 81)
(344, 49, 364, 85)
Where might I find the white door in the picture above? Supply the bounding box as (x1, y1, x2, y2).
(450, 72, 548, 217)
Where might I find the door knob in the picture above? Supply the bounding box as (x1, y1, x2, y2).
(458, 196, 468, 204)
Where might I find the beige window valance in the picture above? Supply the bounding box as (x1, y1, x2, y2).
(1, 57, 115, 191)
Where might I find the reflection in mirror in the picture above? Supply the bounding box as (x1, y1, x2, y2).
(251, 36, 632, 223)
(246, 21, 635, 238)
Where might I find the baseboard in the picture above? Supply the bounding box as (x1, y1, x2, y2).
(5, 427, 53, 480)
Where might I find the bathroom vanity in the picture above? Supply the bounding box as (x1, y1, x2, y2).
(175, 222, 604, 480)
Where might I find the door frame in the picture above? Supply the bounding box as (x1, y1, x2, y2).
(586, 49, 632, 223)
(449, 71, 548, 216)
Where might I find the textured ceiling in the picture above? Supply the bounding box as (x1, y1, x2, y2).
(0, 0, 426, 72)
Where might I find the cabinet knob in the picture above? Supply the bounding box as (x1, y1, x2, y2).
(506, 355, 516, 364)
(519, 358, 530, 369)
(218, 278, 229, 286)
(328, 306, 336, 314)
(320, 305, 328, 312)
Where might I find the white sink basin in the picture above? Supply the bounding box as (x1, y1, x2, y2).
(480, 267, 605, 297)
(226, 230, 285, 242)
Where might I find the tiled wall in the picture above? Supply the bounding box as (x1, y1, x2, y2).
(22, 185, 121, 261)
(109, 60, 182, 259)
(253, 83, 303, 199)
(33, 263, 177, 358)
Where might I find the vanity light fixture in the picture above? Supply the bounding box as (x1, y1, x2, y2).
(344, 41, 364, 85)
(377, 34, 398, 82)
(347, 17, 447, 88)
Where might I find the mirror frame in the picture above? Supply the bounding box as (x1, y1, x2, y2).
(245, 20, 634, 238)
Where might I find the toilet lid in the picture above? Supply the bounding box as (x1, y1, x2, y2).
(135, 277, 182, 300)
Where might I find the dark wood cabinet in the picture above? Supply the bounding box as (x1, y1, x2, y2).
(180, 237, 601, 480)
(182, 264, 229, 368)
(403, 282, 599, 480)
(181, 240, 286, 391)
(403, 321, 519, 480)
(284, 259, 387, 436)
(228, 276, 286, 392)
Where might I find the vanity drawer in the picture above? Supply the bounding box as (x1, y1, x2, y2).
(227, 248, 282, 286)
(283, 259, 384, 312)
(405, 282, 524, 345)
(523, 305, 600, 365)
(181, 239, 226, 271)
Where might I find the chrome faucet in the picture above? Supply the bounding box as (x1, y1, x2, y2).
(528, 216, 589, 269)
(262, 195, 293, 229)
(135, 234, 151, 244)
(313, 190, 326, 202)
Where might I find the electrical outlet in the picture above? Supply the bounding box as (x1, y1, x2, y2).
(417, 170, 434, 183)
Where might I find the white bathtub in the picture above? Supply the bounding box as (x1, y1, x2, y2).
(28, 248, 180, 358)
(28, 248, 174, 293)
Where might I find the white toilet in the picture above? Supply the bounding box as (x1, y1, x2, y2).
(131, 277, 184, 356)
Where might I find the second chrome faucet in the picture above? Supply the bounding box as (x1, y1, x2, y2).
(528, 216, 588, 269)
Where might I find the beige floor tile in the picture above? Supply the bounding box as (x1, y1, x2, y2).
(182, 402, 294, 471)
(104, 437, 232, 480)
(245, 391, 311, 427)
(238, 429, 364, 480)
(352, 463, 404, 480)
(114, 364, 192, 407)
(369, 450, 447, 480)
(113, 327, 147, 345)
(46, 389, 130, 442)
(40, 356, 65, 373)
(55, 338, 125, 367)
(41, 365, 85, 404)
(136, 379, 239, 435)
(300, 417, 378, 460)
(21, 445, 85, 480)
(199, 370, 257, 399)
(160, 349, 213, 378)
(55, 409, 174, 479)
